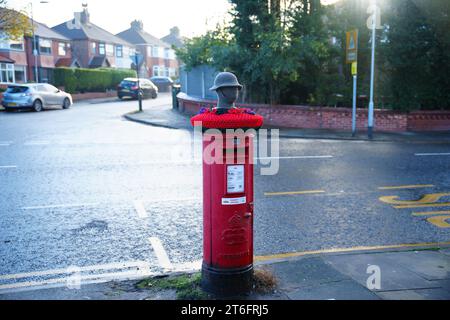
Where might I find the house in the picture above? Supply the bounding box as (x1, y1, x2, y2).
(26, 21, 76, 83)
(0, 11, 73, 84)
(116, 21, 179, 78)
(52, 5, 135, 70)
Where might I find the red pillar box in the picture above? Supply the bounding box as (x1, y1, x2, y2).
(191, 107, 263, 295)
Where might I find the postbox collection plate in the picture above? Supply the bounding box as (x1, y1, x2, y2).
(226, 165, 245, 194)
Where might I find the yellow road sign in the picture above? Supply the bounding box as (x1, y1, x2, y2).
(346, 29, 358, 64)
(351, 62, 357, 76)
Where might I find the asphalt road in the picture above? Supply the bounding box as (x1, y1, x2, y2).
(1, 93, 449, 292)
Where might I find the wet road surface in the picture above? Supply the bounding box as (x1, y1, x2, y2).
(0, 94, 449, 291)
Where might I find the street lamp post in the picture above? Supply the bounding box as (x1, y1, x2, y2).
(29, 2, 38, 83)
(28, 1, 49, 83)
(368, 0, 377, 139)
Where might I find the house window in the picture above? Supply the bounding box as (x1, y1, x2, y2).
(99, 43, 105, 55)
(14, 65, 26, 83)
(123, 46, 129, 58)
(116, 45, 123, 58)
(39, 38, 52, 55)
(152, 46, 160, 58)
(106, 44, 114, 56)
(129, 48, 135, 58)
(92, 42, 97, 54)
(153, 65, 168, 77)
(58, 42, 66, 56)
(10, 38, 24, 51)
(0, 63, 14, 83)
(164, 48, 175, 60)
(0, 33, 24, 51)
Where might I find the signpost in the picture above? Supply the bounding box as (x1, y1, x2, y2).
(131, 53, 144, 112)
(346, 29, 358, 137)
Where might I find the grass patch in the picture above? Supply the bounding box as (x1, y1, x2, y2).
(137, 269, 279, 299)
(136, 273, 210, 300)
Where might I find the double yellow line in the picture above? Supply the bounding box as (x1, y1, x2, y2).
(265, 184, 436, 197)
(264, 190, 325, 196)
(255, 241, 450, 262)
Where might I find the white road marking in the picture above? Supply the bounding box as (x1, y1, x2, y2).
(133, 200, 148, 219)
(0, 142, 11, 146)
(415, 153, 450, 157)
(0, 165, 17, 169)
(0, 260, 155, 293)
(0, 269, 156, 293)
(173, 260, 202, 272)
(143, 197, 199, 203)
(149, 237, 173, 271)
(257, 155, 333, 160)
(21, 203, 98, 210)
(0, 261, 150, 281)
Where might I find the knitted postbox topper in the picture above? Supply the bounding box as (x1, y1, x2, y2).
(191, 107, 264, 130)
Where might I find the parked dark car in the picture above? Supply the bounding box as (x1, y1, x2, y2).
(117, 78, 158, 100)
(2, 84, 72, 112)
(150, 76, 173, 92)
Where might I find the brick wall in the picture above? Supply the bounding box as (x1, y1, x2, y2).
(71, 91, 117, 101)
(177, 93, 450, 132)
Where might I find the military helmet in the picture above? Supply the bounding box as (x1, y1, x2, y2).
(209, 72, 243, 91)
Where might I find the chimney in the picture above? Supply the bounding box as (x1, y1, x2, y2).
(79, 4, 90, 24)
(131, 20, 143, 31)
(170, 26, 180, 37)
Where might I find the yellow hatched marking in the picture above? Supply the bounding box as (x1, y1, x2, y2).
(378, 184, 434, 190)
(379, 193, 450, 205)
(413, 211, 450, 216)
(394, 202, 450, 209)
(427, 216, 450, 228)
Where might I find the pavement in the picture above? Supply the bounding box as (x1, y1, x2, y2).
(124, 104, 450, 143)
(1, 94, 450, 300)
(1, 245, 450, 300)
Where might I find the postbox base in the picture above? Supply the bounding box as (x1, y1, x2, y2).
(201, 263, 253, 296)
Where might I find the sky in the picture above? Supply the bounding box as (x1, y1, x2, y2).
(8, 0, 340, 39)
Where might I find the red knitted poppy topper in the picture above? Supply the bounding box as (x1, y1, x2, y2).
(191, 107, 264, 129)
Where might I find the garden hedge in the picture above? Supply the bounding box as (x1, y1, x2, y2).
(54, 67, 136, 94)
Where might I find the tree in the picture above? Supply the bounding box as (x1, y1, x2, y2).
(177, 0, 450, 110)
(380, 0, 450, 110)
(0, 1, 33, 40)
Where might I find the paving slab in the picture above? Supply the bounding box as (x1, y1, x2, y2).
(286, 280, 380, 300)
(266, 257, 350, 291)
(382, 251, 450, 281)
(376, 288, 450, 300)
(430, 279, 450, 294)
(323, 253, 438, 292)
